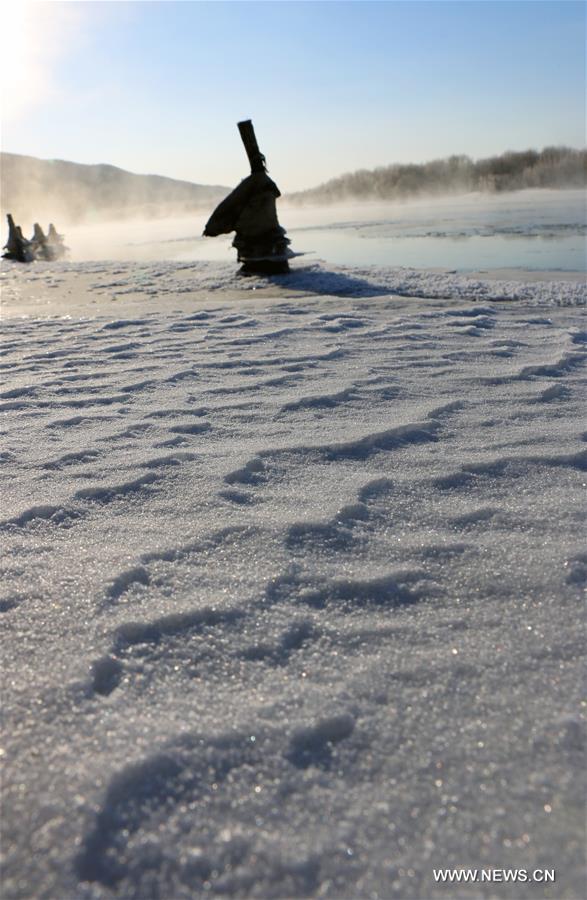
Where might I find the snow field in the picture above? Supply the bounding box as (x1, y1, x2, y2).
(0, 262, 585, 898)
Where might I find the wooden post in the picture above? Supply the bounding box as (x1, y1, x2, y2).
(237, 120, 267, 173)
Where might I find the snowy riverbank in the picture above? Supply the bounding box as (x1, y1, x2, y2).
(1, 259, 585, 899)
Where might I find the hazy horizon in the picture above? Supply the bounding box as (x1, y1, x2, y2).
(1, 1, 585, 194)
(2, 146, 584, 237)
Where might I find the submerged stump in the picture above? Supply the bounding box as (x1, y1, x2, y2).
(2, 215, 68, 262)
(204, 120, 292, 275)
(2, 214, 35, 262)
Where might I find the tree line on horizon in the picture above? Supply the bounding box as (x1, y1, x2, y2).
(2, 146, 584, 227)
(286, 146, 586, 204)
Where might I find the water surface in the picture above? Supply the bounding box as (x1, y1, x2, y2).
(68, 189, 586, 273)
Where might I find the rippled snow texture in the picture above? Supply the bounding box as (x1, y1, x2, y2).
(1, 264, 585, 899)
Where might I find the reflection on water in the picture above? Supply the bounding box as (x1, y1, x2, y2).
(64, 190, 586, 272)
(286, 231, 585, 272)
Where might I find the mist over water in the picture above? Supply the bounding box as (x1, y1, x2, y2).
(282, 190, 587, 272)
(4, 190, 585, 273)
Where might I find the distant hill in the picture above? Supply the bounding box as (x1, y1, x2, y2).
(0, 153, 230, 225)
(286, 146, 587, 205)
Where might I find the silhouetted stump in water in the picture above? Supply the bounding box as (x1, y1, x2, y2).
(2, 215, 68, 262)
(203, 120, 292, 275)
(2, 214, 35, 262)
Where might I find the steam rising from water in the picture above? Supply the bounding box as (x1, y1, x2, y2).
(1, 191, 583, 275)
(50, 191, 585, 271)
(64, 215, 223, 263)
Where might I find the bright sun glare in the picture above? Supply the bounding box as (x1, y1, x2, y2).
(1, 4, 35, 115)
(0, 1, 74, 120)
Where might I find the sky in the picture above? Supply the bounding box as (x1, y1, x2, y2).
(1, 0, 585, 192)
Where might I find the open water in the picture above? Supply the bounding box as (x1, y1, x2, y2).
(67, 189, 586, 273)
